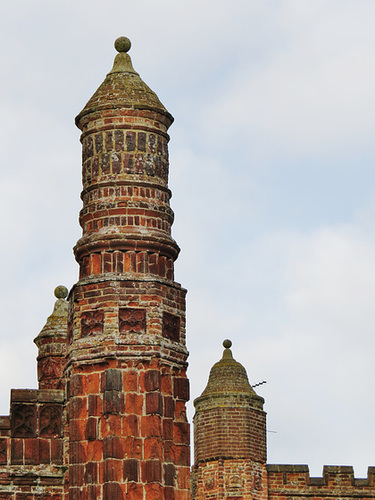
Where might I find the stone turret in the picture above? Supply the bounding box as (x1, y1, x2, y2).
(193, 340, 267, 500)
(73, 36, 178, 283)
(66, 37, 190, 500)
(34, 286, 68, 390)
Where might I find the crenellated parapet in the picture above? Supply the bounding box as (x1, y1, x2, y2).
(267, 464, 375, 499)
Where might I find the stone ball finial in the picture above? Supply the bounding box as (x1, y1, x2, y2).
(54, 285, 68, 300)
(223, 339, 232, 349)
(114, 36, 131, 53)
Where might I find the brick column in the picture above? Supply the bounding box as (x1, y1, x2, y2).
(193, 340, 267, 500)
(65, 37, 190, 500)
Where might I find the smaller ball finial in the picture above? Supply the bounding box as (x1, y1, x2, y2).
(54, 285, 68, 300)
(223, 339, 232, 349)
(114, 36, 131, 53)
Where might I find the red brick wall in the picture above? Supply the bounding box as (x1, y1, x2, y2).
(66, 360, 190, 499)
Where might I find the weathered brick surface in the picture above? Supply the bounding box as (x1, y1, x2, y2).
(65, 360, 190, 497)
(193, 460, 267, 500)
(194, 406, 266, 464)
(0, 388, 66, 498)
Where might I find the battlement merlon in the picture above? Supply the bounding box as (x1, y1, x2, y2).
(267, 464, 375, 490)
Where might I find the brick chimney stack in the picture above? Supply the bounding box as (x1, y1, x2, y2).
(66, 37, 190, 500)
(193, 340, 267, 500)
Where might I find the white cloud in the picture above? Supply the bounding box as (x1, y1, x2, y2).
(197, 2, 375, 159)
(285, 225, 375, 330)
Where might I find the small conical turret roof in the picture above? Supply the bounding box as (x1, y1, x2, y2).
(75, 36, 173, 129)
(34, 285, 68, 346)
(200, 339, 258, 398)
(194, 340, 264, 410)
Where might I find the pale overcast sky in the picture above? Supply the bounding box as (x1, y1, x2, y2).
(1, 0, 375, 477)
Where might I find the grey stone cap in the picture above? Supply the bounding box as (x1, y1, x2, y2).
(267, 464, 309, 473)
(10, 389, 65, 403)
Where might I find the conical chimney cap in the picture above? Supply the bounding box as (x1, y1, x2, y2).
(194, 340, 264, 410)
(75, 37, 173, 130)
